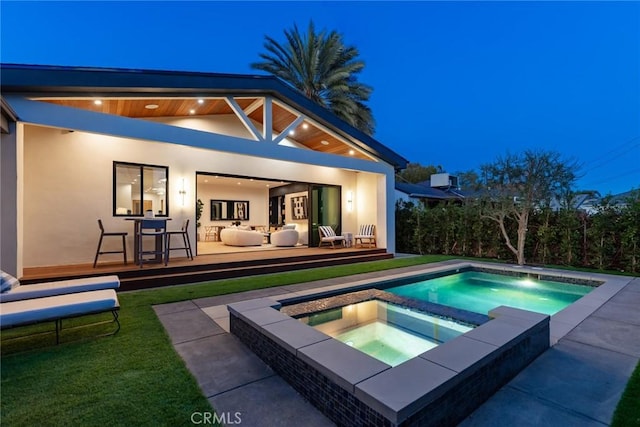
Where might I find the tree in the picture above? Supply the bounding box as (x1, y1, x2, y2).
(396, 163, 441, 184)
(252, 21, 375, 135)
(479, 150, 579, 265)
(456, 169, 482, 191)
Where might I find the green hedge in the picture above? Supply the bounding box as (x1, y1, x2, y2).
(396, 198, 640, 273)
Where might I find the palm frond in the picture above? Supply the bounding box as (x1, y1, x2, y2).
(252, 20, 375, 135)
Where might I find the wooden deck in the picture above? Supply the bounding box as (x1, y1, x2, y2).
(21, 246, 393, 291)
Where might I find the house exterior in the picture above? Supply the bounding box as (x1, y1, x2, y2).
(0, 64, 408, 277)
(395, 174, 465, 206)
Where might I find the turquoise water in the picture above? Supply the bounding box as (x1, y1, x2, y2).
(387, 271, 593, 315)
(300, 300, 471, 366)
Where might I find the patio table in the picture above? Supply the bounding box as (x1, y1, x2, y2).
(124, 217, 171, 265)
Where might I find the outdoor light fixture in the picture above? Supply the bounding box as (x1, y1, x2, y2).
(94, 100, 102, 106)
(179, 178, 187, 206)
(347, 191, 353, 212)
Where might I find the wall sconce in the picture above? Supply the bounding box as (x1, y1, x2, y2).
(347, 191, 353, 212)
(179, 178, 187, 207)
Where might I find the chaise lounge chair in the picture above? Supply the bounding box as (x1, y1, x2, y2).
(0, 271, 121, 344)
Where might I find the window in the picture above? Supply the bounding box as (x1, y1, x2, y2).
(113, 162, 169, 216)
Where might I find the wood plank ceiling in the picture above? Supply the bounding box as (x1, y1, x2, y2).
(40, 97, 372, 160)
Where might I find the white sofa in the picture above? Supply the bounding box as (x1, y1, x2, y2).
(271, 229, 299, 247)
(220, 228, 264, 246)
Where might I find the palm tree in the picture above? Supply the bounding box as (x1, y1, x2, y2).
(252, 21, 375, 135)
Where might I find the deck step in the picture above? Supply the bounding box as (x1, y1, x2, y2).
(119, 251, 393, 291)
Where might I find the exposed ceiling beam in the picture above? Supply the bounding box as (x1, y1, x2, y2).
(225, 96, 264, 142)
(272, 116, 305, 145)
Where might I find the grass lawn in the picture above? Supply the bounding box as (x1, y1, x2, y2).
(1, 255, 638, 425)
(1, 255, 452, 425)
(612, 361, 640, 427)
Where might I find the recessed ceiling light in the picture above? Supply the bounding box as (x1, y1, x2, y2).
(320, 140, 330, 146)
(145, 104, 159, 110)
(189, 109, 196, 115)
(266, 184, 270, 187)
(237, 182, 241, 185)
(94, 100, 102, 106)
(204, 179, 209, 183)
(197, 99, 204, 104)
(349, 149, 355, 155)
(289, 130, 295, 135)
(302, 123, 309, 130)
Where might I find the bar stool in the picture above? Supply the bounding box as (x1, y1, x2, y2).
(167, 219, 194, 261)
(93, 219, 128, 268)
(138, 219, 168, 268)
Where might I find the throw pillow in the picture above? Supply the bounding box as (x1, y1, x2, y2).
(0, 270, 20, 293)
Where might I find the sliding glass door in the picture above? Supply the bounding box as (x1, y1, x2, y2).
(309, 185, 342, 247)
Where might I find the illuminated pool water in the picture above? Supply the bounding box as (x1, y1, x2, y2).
(298, 300, 472, 366)
(387, 271, 593, 315)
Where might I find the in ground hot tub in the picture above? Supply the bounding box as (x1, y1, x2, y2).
(229, 294, 549, 426)
(296, 299, 473, 367)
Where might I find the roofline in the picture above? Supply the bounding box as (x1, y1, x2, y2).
(1, 96, 18, 121)
(0, 63, 409, 170)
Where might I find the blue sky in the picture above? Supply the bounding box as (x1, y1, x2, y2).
(2, 1, 638, 195)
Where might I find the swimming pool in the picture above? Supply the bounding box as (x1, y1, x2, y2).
(298, 300, 472, 366)
(229, 262, 621, 427)
(386, 270, 593, 315)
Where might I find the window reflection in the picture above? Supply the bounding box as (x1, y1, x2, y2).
(114, 162, 168, 216)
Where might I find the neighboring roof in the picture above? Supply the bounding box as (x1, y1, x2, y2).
(0, 63, 408, 170)
(609, 190, 639, 205)
(395, 181, 464, 200)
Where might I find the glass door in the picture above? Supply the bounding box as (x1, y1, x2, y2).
(309, 185, 342, 247)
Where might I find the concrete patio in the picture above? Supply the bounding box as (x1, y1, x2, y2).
(153, 262, 639, 426)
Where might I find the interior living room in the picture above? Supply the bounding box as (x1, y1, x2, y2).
(196, 173, 341, 255)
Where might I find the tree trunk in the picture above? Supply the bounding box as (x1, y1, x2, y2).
(516, 215, 527, 265)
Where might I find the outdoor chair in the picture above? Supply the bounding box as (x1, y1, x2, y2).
(354, 224, 377, 248)
(137, 219, 168, 267)
(93, 219, 128, 268)
(318, 225, 345, 249)
(167, 219, 194, 261)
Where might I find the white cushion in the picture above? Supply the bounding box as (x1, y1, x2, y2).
(0, 275, 120, 303)
(0, 289, 119, 328)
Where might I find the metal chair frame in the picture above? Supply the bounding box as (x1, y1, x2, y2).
(167, 219, 194, 261)
(93, 219, 128, 268)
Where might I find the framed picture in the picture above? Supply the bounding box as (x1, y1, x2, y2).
(210, 200, 250, 220)
(291, 195, 308, 220)
(234, 201, 248, 220)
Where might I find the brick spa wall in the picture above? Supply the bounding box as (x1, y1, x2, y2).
(230, 301, 549, 427)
